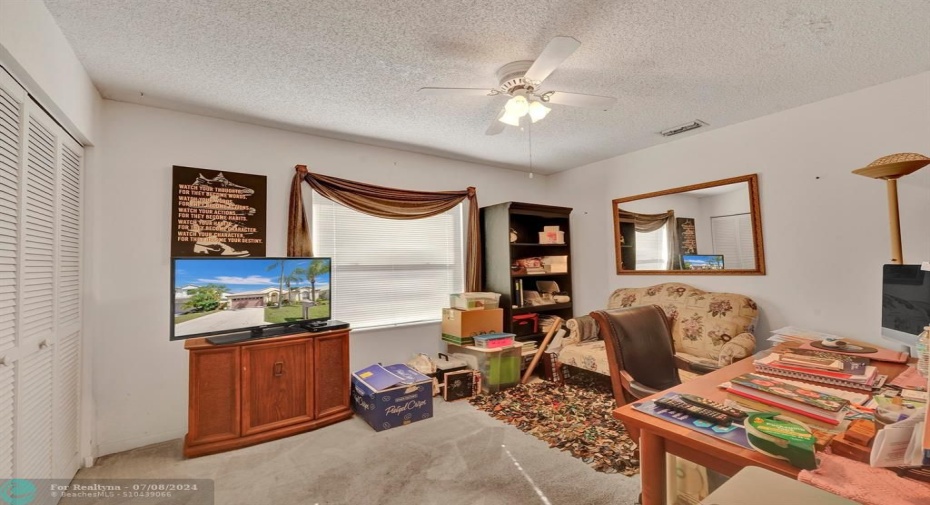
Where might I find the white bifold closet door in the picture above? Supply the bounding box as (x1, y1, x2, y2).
(710, 213, 755, 270)
(0, 68, 83, 500)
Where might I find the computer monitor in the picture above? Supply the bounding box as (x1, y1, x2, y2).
(681, 254, 724, 271)
(881, 264, 930, 350)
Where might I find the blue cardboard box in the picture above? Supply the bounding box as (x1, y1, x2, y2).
(351, 364, 433, 431)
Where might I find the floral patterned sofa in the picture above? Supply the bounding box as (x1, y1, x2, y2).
(559, 282, 758, 377)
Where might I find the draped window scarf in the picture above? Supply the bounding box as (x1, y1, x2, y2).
(287, 165, 481, 291)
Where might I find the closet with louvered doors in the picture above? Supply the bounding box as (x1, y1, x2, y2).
(0, 67, 84, 495)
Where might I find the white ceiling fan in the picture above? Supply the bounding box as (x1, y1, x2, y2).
(418, 36, 618, 135)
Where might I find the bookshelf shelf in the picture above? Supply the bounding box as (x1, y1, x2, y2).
(481, 201, 573, 370)
(510, 242, 569, 247)
(512, 303, 572, 315)
(511, 272, 570, 279)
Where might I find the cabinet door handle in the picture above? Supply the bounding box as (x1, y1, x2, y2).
(38, 339, 49, 349)
(273, 361, 284, 377)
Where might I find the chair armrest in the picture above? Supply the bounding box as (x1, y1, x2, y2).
(718, 332, 756, 366)
(626, 380, 662, 399)
(674, 355, 720, 375)
(616, 369, 662, 400)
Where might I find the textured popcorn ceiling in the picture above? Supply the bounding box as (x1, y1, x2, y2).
(43, 0, 930, 174)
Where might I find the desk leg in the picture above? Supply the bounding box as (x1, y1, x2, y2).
(639, 431, 667, 505)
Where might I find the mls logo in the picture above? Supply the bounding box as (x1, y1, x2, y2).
(0, 480, 36, 505)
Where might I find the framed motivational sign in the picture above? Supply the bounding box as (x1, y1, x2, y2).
(171, 166, 267, 257)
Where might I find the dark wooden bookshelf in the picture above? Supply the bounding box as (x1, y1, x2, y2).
(480, 202, 574, 353)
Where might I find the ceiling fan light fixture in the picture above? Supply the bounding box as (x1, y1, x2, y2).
(528, 101, 551, 123)
(504, 95, 529, 117)
(498, 111, 522, 126)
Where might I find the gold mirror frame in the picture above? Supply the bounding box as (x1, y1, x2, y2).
(612, 174, 766, 275)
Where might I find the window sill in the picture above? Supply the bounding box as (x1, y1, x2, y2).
(350, 319, 441, 334)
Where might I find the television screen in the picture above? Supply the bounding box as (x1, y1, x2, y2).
(681, 254, 725, 271)
(881, 264, 930, 347)
(172, 257, 331, 340)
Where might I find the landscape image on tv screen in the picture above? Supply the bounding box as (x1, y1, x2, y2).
(172, 257, 331, 339)
(681, 254, 724, 271)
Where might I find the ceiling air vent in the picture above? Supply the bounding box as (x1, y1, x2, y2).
(659, 120, 707, 137)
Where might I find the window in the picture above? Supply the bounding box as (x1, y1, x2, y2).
(312, 194, 464, 329)
(711, 213, 755, 269)
(635, 224, 670, 270)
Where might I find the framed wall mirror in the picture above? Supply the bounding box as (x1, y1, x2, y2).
(613, 174, 765, 275)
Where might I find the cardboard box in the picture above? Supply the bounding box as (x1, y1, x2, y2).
(449, 292, 501, 310)
(351, 364, 433, 432)
(441, 308, 503, 338)
(538, 231, 565, 244)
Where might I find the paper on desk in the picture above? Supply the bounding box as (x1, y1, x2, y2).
(870, 411, 926, 467)
(889, 365, 929, 391)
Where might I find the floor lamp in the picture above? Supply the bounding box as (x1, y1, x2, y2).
(852, 152, 930, 264)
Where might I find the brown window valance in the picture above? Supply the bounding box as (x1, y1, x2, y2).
(287, 165, 482, 291)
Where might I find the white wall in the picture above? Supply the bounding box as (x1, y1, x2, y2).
(0, 0, 101, 143)
(90, 100, 546, 456)
(549, 72, 930, 350)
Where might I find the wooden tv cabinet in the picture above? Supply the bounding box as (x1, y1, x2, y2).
(183, 328, 352, 458)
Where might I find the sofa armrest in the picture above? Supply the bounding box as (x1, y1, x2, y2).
(565, 315, 599, 345)
(718, 332, 756, 366)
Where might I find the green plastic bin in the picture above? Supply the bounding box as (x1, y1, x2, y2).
(445, 342, 522, 393)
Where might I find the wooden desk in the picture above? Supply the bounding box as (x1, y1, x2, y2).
(612, 346, 912, 505)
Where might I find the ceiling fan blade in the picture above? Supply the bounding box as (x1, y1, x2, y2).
(524, 36, 581, 85)
(418, 87, 498, 97)
(542, 91, 617, 109)
(486, 109, 506, 136)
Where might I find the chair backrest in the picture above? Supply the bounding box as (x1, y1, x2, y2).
(591, 306, 681, 395)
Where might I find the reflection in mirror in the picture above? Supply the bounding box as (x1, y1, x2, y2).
(613, 174, 765, 275)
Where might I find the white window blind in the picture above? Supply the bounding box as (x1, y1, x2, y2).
(312, 194, 464, 329)
(711, 213, 755, 269)
(635, 224, 669, 270)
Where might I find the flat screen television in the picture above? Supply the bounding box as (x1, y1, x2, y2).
(881, 264, 930, 350)
(171, 257, 334, 341)
(681, 254, 725, 271)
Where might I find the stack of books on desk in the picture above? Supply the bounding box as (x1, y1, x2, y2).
(726, 373, 851, 427)
(753, 350, 880, 391)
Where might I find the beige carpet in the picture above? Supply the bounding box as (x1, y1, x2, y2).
(67, 399, 642, 505)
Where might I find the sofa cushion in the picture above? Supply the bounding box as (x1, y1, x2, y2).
(558, 340, 609, 374)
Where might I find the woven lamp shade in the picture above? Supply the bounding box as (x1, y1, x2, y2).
(852, 152, 930, 180)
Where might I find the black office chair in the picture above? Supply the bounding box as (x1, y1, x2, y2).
(590, 305, 682, 407)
